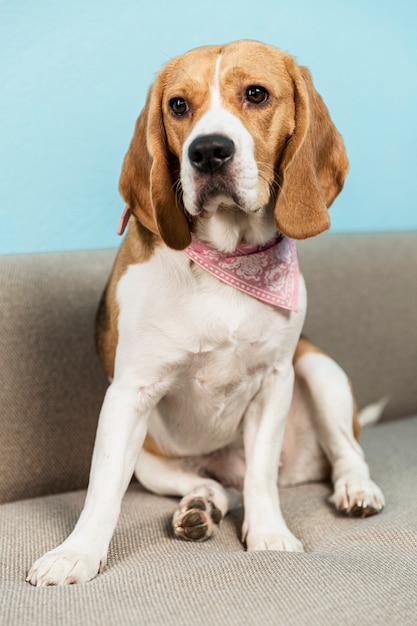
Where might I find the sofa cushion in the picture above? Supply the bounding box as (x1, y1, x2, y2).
(1, 416, 417, 625)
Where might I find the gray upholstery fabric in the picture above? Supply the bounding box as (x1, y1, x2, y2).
(0, 250, 113, 503)
(298, 232, 417, 422)
(1, 233, 417, 624)
(1, 417, 417, 625)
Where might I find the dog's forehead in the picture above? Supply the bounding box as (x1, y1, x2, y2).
(220, 44, 292, 96)
(164, 46, 221, 93)
(164, 41, 290, 95)
(220, 40, 288, 74)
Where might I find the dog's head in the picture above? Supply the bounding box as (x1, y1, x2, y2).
(119, 40, 349, 250)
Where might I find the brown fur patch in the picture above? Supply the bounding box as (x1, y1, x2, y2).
(293, 336, 324, 362)
(95, 219, 160, 380)
(142, 434, 177, 458)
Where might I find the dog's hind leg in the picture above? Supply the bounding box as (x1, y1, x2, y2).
(135, 449, 236, 541)
(294, 350, 385, 517)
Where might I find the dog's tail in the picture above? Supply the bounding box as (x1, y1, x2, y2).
(358, 396, 390, 428)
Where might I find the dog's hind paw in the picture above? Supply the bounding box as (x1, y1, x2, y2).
(329, 478, 385, 517)
(173, 494, 223, 542)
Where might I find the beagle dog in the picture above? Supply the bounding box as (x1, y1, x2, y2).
(28, 40, 384, 586)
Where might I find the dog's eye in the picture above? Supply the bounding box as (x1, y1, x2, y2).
(169, 97, 189, 117)
(246, 86, 269, 105)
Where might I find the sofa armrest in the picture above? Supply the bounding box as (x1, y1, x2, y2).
(0, 249, 115, 504)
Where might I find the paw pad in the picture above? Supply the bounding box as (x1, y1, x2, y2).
(347, 502, 380, 518)
(173, 496, 223, 542)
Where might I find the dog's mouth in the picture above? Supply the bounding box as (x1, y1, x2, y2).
(200, 186, 240, 212)
(192, 178, 244, 216)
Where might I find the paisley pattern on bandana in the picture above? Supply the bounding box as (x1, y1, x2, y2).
(185, 235, 299, 311)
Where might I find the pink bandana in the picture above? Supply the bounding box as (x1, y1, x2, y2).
(185, 235, 299, 311)
(117, 206, 299, 310)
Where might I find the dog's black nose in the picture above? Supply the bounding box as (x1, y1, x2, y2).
(188, 134, 235, 174)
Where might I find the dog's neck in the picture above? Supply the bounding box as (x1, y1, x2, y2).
(193, 201, 277, 254)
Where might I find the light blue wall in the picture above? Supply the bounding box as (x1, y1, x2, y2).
(1, 0, 416, 254)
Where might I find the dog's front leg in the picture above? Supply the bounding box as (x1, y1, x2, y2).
(242, 365, 303, 553)
(27, 382, 151, 586)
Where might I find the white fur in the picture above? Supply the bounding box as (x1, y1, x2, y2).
(27, 53, 384, 586)
(358, 396, 389, 427)
(181, 55, 260, 246)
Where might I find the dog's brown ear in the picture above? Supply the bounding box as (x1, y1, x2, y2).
(274, 60, 349, 239)
(119, 83, 191, 250)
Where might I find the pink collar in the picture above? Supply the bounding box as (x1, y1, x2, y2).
(184, 235, 299, 311)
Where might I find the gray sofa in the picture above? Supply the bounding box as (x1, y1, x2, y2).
(1, 232, 416, 625)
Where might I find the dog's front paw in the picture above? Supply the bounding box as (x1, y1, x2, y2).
(173, 494, 223, 542)
(243, 523, 304, 552)
(26, 549, 104, 586)
(329, 478, 385, 517)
